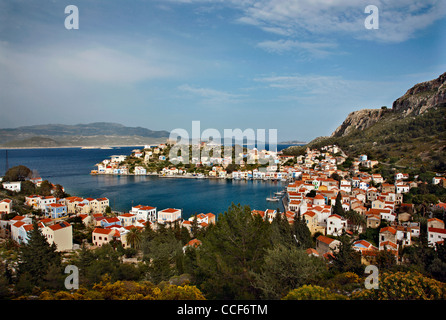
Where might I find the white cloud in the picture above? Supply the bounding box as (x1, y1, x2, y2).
(257, 39, 338, 57)
(237, 0, 446, 43)
(53, 46, 178, 84)
(178, 84, 246, 103)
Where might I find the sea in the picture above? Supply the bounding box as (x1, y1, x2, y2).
(1, 145, 299, 219)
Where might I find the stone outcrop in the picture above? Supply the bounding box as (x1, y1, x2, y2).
(331, 72, 445, 137)
(392, 72, 446, 116)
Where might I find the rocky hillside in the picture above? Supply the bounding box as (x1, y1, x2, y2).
(331, 72, 446, 138)
(284, 72, 446, 172)
(331, 108, 386, 137)
(392, 72, 446, 116)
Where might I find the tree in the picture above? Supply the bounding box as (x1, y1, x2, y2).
(3, 165, 32, 182)
(52, 184, 65, 198)
(344, 210, 366, 233)
(269, 213, 294, 247)
(37, 180, 53, 196)
(142, 226, 183, 284)
(254, 245, 326, 299)
(292, 214, 313, 249)
(17, 221, 62, 288)
(333, 192, 345, 216)
(195, 203, 271, 299)
(125, 227, 143, 250)
(329, 234, 363, 275)
(20, 180, 36, 196)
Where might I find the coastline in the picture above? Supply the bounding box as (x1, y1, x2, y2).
(0, 145, 145, 150)
(91, 171, 292, 182)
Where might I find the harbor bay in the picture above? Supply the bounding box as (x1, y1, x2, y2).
(2, 146, 291, 219)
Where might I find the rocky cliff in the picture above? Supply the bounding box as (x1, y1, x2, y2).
(331, 72, 446, 137)
(392, 71, 446, 116)
(331, 108, 386, 137)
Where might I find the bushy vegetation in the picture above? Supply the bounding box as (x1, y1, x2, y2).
(284, 105, 446, 172)
(1, 203, 445, 300)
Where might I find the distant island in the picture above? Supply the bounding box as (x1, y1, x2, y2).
(0, 122, 170, 148)
(279, 140, 307, 145)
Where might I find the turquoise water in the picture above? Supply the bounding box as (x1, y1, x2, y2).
(3, 146, 292, 219)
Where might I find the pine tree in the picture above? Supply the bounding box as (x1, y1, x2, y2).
(195, 203, 271, 299)
(333, 192, 345, 216)
(292, 214, 313, 249)
(17, 221, 61, 287)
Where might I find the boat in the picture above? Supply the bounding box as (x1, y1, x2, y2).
(266, 196, 280, 202)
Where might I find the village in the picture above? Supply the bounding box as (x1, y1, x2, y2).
(90, 142, 295, 181)
(0, 144, 445, 268)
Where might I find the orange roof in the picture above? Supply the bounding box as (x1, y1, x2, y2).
(48, 203, 65, 208)
(380, 241, 398, 249)
(48, 221, 71, 231)
(304, 210, 316, 218)
(428, 227, 446, 234)
(11, 215, 26, 221)
(252, 210, 265, 218)
(93, 228, 112, 235)
(380, 226, 396, 235)
(119, 213, 136, 218)
(428, 218, 444, 223)
(12, 221, 26, 228)
(161, 208, 179, 213)
(186, 239, 202, 248)
(306, 248, 319, 256)
(314, 194, 325, 199)
(317, 235, 335, 245)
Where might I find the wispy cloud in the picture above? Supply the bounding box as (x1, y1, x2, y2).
(178, 84, 246, 104)
(236, 0, 446, 43)
(257, 39, 338, 58)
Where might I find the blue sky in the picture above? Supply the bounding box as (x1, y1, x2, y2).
(1, 0, 445, 142)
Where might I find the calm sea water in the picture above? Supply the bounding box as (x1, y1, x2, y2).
(2, 145, 295, 219)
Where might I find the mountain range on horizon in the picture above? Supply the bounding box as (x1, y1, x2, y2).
(0, 122, 171, 148)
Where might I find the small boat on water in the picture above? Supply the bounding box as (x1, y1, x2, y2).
(266, 197, 280, 202)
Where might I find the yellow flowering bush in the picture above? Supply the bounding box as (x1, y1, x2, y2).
(37, 280, 206, 300)
(352, 271, 446, 300)
(283, 285, 347, 300)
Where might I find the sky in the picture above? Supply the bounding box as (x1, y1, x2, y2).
(0, 0, 445, 142)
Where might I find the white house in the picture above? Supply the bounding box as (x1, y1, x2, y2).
(0, 199, 13, 214)
(396, 225, 412, 247)
(428, 227, 446, 247)
(134, 166, 147, 175)
(158, 208, 182, 224)
(395, 172, 409, 180)
(396, 183, 410, 194)
(326, 214, 347, 236)
(41, 221, 73, 252)
(131, 205, 157, 222)
(2, 181, 21, 192)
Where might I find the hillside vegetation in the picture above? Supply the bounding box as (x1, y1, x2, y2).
(284, 72, 446, 172)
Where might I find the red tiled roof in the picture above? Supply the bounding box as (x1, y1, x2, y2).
(380, 226, 397, 235)
(428, 227, 446, 234)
